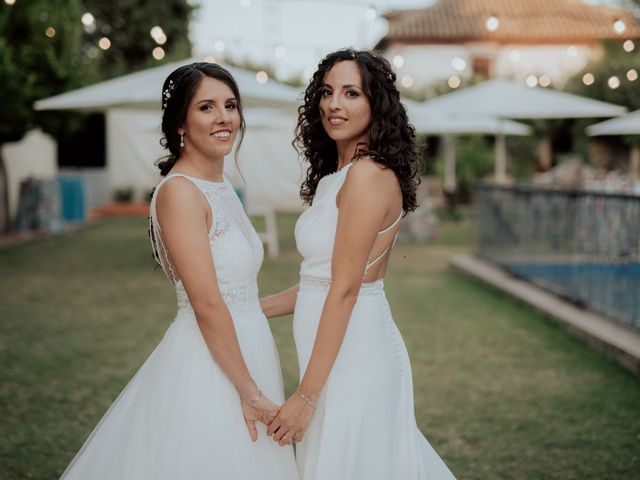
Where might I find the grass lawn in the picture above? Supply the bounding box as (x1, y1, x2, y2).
(1, 214, 639, 479)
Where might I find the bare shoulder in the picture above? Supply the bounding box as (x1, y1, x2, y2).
(346, 157, 399, 192)
(155, 176, 205, 211)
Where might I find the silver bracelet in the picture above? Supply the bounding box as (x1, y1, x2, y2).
(242, 390, 262, 405)
(296, 387, 317, 410)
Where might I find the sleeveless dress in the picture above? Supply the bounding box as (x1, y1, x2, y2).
(60, 174, 298, 480)
(293, 163, 456, 480)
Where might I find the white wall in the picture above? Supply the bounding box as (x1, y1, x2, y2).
(1, 129, 57, 218)
(385, 42, 599, 90)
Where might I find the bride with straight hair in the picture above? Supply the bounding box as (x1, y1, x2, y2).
(59, 62, 298, 480)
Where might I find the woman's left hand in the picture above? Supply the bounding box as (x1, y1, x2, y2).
(267, 392, 315, 446)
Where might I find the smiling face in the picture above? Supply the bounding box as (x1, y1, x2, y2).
(180, 76, 241, 161)
(319, 60, 372, 148)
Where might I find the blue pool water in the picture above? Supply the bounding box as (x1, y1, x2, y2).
(506, 262, 640, 329)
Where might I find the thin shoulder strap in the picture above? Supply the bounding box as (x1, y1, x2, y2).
(364, 209, 404, 274)
(377, 209, 403, 235)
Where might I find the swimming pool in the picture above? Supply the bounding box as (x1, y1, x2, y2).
(506, 262, 640, 329)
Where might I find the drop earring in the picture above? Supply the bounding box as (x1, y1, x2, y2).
(179, 132, 184, 148)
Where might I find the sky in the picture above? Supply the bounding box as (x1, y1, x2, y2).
(189, 0, 435, 80)
(189, 0, 622, 81)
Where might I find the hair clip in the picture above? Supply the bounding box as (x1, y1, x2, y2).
(162, 79, 175, 110)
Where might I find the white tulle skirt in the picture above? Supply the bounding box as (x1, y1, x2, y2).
(60, 301, 298, 480)
(293, 278, 456, 480)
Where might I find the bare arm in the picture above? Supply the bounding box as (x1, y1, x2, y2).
(157, 178, 278, 439)
(260, 285, 299, 319)
(268, 159, 401, 443)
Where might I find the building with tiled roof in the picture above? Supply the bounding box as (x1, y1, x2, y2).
(375, 0, 640, 91)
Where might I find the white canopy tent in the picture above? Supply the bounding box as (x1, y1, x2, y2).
(404, 99, 532, 189)
(34, 59, 305, 212)
(412, 78, 627, 183)
(587, 109, 640, 180)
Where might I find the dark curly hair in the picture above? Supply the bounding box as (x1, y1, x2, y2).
(157, 62, 246, 176)
(294, 49, 419, 212)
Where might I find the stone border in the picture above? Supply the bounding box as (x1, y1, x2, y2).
(450, 254, 640, 377)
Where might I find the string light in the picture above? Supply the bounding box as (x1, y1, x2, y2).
(4, 0, 16, 5)
(627, 69, 638, 81)
(365, 8, 376, 21)
(607, 75, 620, 89)
(81, 13, 95, 26)
(539, 75, 551, 87)
(485, 15, 499, 32)
(448, 75, 461, 89)
(451, 56, 466, 71)
(256, 71, 268, 84)
(613, 19, 626, 34)
(566, 45, 577, 57)
(623, 40, 635, 52)
(98, 37, 111, 50)
(526, 75, 538, 87)
(392, 55, 404, 68)
(152, 47, 165, 60)
(582, 73, 595, 86)
(45, 26, 56, 38)
(150, 26, 166, 45)
(401, 75, 413, 88)
(204, 55, 216, 63)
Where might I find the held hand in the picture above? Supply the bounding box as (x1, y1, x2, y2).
(241, 394, 280, 442)
(266, 391, 316, 446)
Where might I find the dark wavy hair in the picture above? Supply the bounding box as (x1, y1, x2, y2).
(294, 49, 419, 212)
(157, 62, 246, 176)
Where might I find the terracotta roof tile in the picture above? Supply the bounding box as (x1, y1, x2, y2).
(382, 0, 640, 45)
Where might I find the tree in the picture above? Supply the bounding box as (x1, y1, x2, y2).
(0, 0, 194, 231)
(0, 0, 85, 231)
(80, 0, 194, 80)
(564, 39, 640, 165)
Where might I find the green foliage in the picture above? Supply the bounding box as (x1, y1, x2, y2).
(0, 0, 86, 142)
(435, 136, 494, 203)
(564, 39, 640, 156)
(80, 0, 194, 80)
(0, 0, 194, 144)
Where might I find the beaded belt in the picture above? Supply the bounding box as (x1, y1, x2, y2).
(298, 275, 384, 295)
(176, 281, 259, 310)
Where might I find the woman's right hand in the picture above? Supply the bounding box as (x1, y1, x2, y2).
(241, 395, 280, 441)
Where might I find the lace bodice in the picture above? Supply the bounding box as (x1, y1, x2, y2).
(295, 162, 402, 281)
(149, 174, 264, 309)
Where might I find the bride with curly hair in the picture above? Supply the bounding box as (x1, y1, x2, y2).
(261, 49, 457, 480)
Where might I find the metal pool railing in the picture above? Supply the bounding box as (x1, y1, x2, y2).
(475, 182, 640, 329)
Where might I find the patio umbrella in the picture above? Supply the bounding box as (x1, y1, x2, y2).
(587, 109, 640, 180)
(34, 58, 301, 111)
(413, 78, 626, 183)
(419, 78, 627, 119)
(404, 99, 532, 189)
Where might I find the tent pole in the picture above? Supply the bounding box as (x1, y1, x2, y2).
(443, 134, 457, 193)
(495, 133, 507, 184)
(630, 145, 640, 182)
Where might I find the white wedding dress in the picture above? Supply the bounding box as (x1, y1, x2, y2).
(60, 173, 298, 480)
(293, 163, 456, 480)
